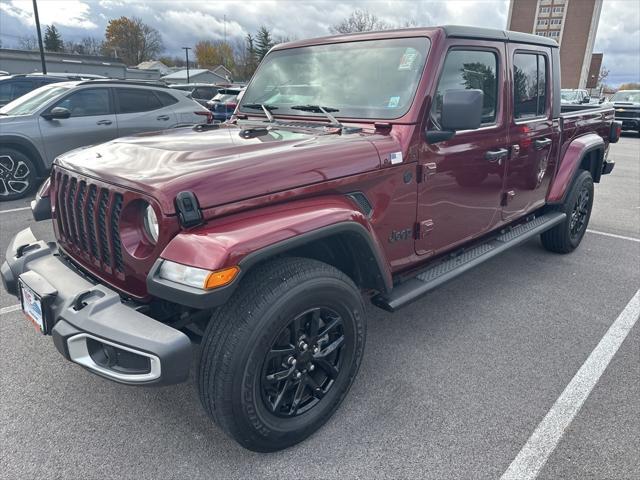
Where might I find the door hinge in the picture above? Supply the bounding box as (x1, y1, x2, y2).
(417, 163, 437, 183)
(501, 190, 516, 206)
(415, 219, 434, 239)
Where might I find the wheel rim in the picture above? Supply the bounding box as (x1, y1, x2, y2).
(0, 155, 31, 197)
(260, 307, 345, 418)
(569, 186, 590, 238)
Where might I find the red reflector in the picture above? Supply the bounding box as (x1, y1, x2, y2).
(195, 111, 214, 124)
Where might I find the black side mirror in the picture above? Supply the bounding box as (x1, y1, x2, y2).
(582, 97, 591, 104)
(425, 89, 483, 144)
(42, 107, 71, 120)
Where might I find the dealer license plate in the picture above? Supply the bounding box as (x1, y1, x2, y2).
(20, 280, 44, 334)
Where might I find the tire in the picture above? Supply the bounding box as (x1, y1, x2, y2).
(541, 169, 594, 253)
(0, 148, 38, 201)
(198, 257, 366, 452)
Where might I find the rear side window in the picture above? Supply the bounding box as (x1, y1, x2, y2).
(12, 81, 34, 98)
(513, 53, 547, 119)
(431, 49, 499, 126)
(54, 88, 112, 117)
(192, 87, 216, 99)
(116, 88, 162, 114)
(155, 91, 179, 107)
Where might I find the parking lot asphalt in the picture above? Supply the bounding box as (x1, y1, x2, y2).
(1, 134, 638, 480)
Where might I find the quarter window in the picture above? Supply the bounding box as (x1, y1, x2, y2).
(155, 91, 179, 107)
(513, 53, 547, 119)
(116, 88, 163, 114)
(431, 49, 499, 126)
(54, 88, 112, 117)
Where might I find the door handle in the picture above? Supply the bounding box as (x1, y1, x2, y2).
(157, 115, 170, 121)
(485, 148, 508, 163)
(96, 119, 112, 125)
(534, 137, 552, 150)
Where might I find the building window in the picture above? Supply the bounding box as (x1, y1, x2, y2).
(537, 19, 549, 26)
(431, 49, 499, 126)
(549, 31, 560, 38)
(536, 31, 548, 37)
(540, 7, 551, 13)
(550, 18, 562, 25)
(513, 53, 547, 120)
(553, 6, 564, 13)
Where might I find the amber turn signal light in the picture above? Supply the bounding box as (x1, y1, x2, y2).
(204, 266, 240, 289)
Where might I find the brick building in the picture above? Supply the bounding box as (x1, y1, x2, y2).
(507, 0, 603, 89)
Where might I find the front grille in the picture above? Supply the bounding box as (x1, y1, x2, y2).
(55, 171, 125, 274)
(615, 110, 640, 119)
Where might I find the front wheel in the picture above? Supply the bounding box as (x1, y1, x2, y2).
(0, 148, 38, 201)
(541, 170, 594, 253)
(198, 257, 366, 452)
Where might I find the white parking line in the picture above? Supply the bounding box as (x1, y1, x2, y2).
(501, 289, 640, 480)
(587, 229, 640, 243)
(0, 304, 21, 315)
(0, 206, 30, 214)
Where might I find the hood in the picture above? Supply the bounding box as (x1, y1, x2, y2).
(55, 123, 383, 213)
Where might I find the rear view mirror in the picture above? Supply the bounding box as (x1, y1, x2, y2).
(425, 89, 483, 144)
(43, 107, 71, 120)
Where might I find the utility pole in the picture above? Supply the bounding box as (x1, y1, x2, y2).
(32, 0, 47, 74)
(182, 47, 191, 83)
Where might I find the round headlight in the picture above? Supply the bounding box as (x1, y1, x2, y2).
(143, 205, 159, 243)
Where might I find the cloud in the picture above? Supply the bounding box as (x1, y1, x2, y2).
(0, 0, 97, 29)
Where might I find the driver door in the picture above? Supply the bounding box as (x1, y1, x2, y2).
(38, 87, 117, 162)
(416, 42, 508, 257)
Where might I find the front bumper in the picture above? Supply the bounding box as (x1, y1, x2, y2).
(2, 228, 191, 386)
(615, 117, 639, 130)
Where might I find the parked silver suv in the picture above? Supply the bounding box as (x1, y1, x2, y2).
(0, 80, 213, 200)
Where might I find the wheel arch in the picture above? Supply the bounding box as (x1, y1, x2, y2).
(0, 135, 47, 177)
(547, 133, 604, 204)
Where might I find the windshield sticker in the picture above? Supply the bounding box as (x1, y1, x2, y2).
(388, 96, 400, 108)
(398, 48, 418, 71)
(390, 152, 403, 165)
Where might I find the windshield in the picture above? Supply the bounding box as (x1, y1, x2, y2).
(611, 90, 640, 103)
(0, 84, 72, 116)
(561, 90, 579, 101)
(239, 37, 430, 120)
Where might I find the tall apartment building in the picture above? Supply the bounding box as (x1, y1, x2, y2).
(507, 0, 603, 89)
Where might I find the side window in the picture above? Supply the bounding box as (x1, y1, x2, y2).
(431, 49, 499, 127)
(192, 87, 213, 99)
(155, 91, 179, 107)
(54, 88, 111, 117)
(513, 53, 548, 120)
(116, 88, 163, 114)
(13, 81, 33, 98)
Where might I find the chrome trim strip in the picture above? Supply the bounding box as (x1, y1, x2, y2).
(67, 333, 161, 383)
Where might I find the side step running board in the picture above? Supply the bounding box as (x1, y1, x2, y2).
(372, 212, 566, 312)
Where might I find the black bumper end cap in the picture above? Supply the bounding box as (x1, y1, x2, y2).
(1, 261, 17, 296)
(31, 196, 52, 221)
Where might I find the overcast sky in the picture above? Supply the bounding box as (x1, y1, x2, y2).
(0, 0, 638, 86)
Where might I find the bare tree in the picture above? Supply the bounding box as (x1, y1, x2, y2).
(18, 35, 39, 51)
(330, 9, 390, 34)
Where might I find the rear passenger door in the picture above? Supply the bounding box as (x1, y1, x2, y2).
(503, 46, 558, 220)
(114, 87, 178, 136)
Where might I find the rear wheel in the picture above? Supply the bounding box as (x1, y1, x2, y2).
(198, 257, 366, 452)
(0, 148, 38, 201)
(541, 170, 594, 253)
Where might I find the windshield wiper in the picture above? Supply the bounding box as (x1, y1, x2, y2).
(291, 105, 342, 128)
(242, 103, 278, 123)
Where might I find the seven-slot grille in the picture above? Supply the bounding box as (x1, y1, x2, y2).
(54, 171, 125, 274)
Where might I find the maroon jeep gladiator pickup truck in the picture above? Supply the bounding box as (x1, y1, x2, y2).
(2, 26, 620, 452)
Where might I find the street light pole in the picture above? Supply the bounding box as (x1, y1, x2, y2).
(183, 47, 191, 83)
(32, 0, 47, 74)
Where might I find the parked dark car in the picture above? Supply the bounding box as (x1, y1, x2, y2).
(169, 83, 222, 107)
(3, 25, 619, 453)
(610, 90, 640, 132)
(206, 88, 242, 121)
(0, 74, 69, 107)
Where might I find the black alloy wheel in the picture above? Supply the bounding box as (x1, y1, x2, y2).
(261, 307, 345, 417)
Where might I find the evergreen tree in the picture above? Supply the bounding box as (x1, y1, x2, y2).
(44, 25, 63, 52)
(255, 26, 274, 61)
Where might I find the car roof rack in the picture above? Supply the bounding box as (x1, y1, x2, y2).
(76, 79, 170, 88)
